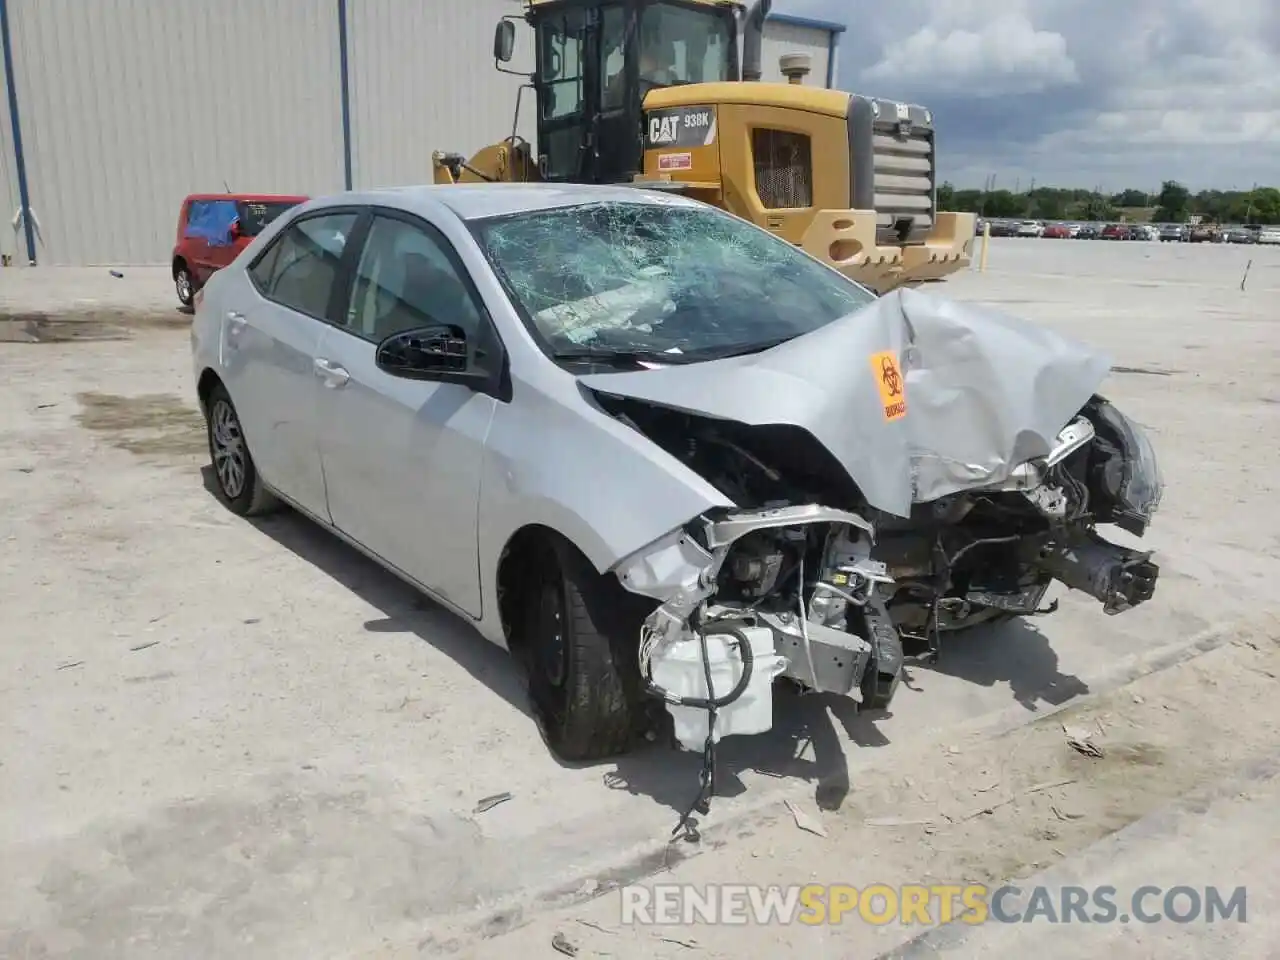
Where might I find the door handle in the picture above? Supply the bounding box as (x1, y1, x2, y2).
(313, 357, 350, 388)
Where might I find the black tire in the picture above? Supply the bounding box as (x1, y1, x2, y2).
(205, 382, 278, 516)
(520, 535, 647, 761)
(175, 262, 195, 307)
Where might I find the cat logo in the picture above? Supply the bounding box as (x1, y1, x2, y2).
(649, 115, 682, 145)
(644, 106, 717, 149)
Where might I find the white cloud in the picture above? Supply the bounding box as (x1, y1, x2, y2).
(861, 15, 1079, 97)
(775, 0, 1280, 188)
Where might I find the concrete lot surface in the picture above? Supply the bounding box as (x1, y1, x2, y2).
(1, 238, 1277, 958)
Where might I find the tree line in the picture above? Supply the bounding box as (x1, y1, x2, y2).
(937, 180, 1280, 224)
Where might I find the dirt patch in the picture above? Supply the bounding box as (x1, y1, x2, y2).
(0, 310, 189, 343)
(74, 392, 206, 458)
(456, 613, 1280, 959)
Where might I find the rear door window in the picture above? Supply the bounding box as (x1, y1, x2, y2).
(248, 212, 358, 320)
(184, 199, 239, 245)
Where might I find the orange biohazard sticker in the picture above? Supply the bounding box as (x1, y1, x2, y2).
(870, 350, 907, 421)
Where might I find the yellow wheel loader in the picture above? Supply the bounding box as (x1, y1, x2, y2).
(432, 0, 976, 293)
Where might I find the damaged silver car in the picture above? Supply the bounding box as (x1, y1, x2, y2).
(191, 183, 1162, 806)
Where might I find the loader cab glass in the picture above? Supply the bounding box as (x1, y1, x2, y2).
(532, 0, 736, 184)
(637, 3, 732, 90)
(535, 8, 588, 180)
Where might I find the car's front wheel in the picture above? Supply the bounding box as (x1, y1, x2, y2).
(205, 383, 277, 516)
(520, 536, 648, 762)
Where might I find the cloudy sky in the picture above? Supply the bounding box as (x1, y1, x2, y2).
(776, 0, 1278, 192)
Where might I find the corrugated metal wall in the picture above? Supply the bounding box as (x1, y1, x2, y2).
(0, 50, 20, 265)
(759, 20, 831, 88)
(0, 3, 840, 267)
(347, 0, 535, 190)
(5, 0, 345, 266)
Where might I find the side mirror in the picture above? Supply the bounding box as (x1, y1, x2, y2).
(376, 324, 469, 379)
(493, 20, 515, 63)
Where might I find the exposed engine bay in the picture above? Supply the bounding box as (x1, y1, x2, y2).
(605, 390, 1163, 837)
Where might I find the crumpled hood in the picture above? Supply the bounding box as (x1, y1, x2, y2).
(579, 286, 1113, 519)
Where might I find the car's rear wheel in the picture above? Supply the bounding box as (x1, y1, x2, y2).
(175, 264, 195, 307)
(520, 536, 646, 761)
(205, 383, 277, 516)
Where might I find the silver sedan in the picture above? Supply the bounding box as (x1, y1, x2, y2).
(191, 183, 1162, 770)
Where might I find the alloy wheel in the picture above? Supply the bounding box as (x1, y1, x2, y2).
(210, 398, 247, 500)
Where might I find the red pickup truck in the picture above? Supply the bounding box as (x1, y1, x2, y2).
(171, 193, 306, 306)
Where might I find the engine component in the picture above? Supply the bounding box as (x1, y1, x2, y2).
(806, 525, 890, 628)
(1034, 532, 1159, 614)
(860, 595, 906, 709)
(649, 624, 788, 750)
(754, 610, 872, 696)
(725, 531, 788, 598)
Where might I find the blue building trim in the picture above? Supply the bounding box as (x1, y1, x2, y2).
(0, 0, 35, 264)
(765, 11, 846, 89)
(765, 12, 847, 34)
(337, 0, 353, 190)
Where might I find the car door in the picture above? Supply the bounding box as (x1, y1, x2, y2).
(313, 209, 504, 618)
(220, 207, 363, 519)
(182, 200, 214, 282)
(204, 198, 243, 273)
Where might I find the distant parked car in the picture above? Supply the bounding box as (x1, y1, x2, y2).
(1257, 226, 1280, 245)
(1188, 224, 1219, 243)
(1158, 224, 1187, 242)
(986, 219, 1018, 238)
(1076, 223, 1100, 240)
(1015, 220, 1043, 238)
(1129, 225, 1158, 241)
(1042, 223, 1072, 239)
(1100, 224, 1129, 240)
(172, 193, 308, 306)
(1223, 226, 1256, 244)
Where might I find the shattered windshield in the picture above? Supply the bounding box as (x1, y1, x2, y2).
(471, 200, 875, 362)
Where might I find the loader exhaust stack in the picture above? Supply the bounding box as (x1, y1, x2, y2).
(741, 0, 771, 81)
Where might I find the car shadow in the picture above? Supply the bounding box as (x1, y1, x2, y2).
(914, 615, 1091, 712)
(201, 466, 1091, 818)
(200, 466, 531, 718)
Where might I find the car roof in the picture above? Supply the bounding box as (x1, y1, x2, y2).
(184, 193, 308, 202)
(312, 182, 705, 223)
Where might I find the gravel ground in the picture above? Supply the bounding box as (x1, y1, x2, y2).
(0, 238, 1277, 958)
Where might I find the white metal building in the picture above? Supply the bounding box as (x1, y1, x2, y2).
(0, 1, 843, 267)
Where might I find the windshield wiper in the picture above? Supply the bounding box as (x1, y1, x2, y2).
(551, 347, 697, 366)
(692, 335, 800, 360)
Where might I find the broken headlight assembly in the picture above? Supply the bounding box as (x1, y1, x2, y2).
(1089, 399, 1164, 535)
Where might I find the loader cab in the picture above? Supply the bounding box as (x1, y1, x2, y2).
(509, 0, 739, 184)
